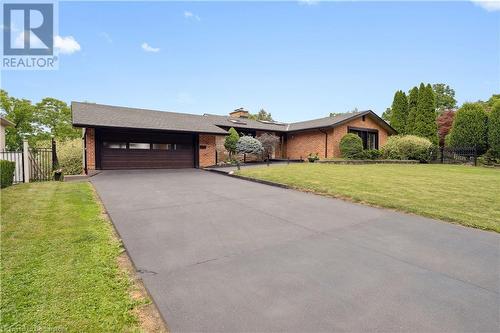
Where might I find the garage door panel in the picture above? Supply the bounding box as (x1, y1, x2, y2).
(98, 129, 195, 169)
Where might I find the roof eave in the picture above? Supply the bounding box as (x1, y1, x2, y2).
(71, 123, 228, 135)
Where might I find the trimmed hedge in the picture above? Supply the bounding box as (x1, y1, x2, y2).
(340, 133, 363, 159)
(488, 101, 500, 157)
(447, 103, 488, 153)
(381, 135, 433, 162)
(0, 160, 16, 188)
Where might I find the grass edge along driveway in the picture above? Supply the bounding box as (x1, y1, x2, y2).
(1, 181, 156, 332)
(237, 164, 500, 233)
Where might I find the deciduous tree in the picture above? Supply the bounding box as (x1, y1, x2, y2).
(0, 90, 38, 150)
(257, 133, 280, 160)
(436, 110, 455, 147)
(432, 83, 457, 112)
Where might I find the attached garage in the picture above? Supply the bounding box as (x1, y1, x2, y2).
(95, 128, 198, 169)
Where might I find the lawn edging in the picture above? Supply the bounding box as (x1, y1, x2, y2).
(205, 168, 291, 189)
(90, 183, 169, 333)
(317, 159, 419, 165)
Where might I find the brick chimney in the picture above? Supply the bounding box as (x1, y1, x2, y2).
(229, 107, 249, 118)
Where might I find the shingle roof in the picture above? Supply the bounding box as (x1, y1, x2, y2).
(71, 102, 228, 135)
(71, 102, 396, 135)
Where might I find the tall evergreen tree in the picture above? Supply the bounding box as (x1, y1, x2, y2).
(405, 86, 419, 134)
(389, 90, 408, 133)
(414, 83, 438, 144)
(448, 103, 488, 153)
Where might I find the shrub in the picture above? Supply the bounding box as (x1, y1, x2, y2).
(0, 160, 16, 188)
(339, 133, 363, 159)
(57, 139, 83, 175)
(488, 101, 500, 157)
(307, 153, 319, 162)
(381, 135, 433, 161)
(224, 127, 239, 156)
(447, 103, 488, 153)
(359, 149, 382, 160)
(236, 136, 263, 155)
(478, 149, 500, 166)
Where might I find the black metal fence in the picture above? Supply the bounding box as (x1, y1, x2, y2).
(432, 147, 478, 166)
(0, 150, 24, 183)
(29, 147, 53, 182)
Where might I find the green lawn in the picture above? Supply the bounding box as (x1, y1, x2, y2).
(1, 182, 142, 332)
(237, 164, 500, 232)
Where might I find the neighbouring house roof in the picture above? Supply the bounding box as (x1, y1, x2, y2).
(71, 102, 397, 135)
(71, 102, 228, 135)
(0, 117, 14, 127)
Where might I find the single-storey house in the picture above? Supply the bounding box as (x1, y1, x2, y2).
(71, 102, 396, 172)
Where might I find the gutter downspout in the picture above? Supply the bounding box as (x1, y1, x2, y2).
(318, 129, 328, 159)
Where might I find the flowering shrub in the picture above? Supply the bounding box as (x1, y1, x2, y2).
(381, 135, 433, 162)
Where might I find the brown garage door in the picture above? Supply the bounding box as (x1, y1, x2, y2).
(97, 129, 195, 169)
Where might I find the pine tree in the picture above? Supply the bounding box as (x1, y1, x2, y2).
(413, 83, 438, 144)
(389, 90, 408, 134)
(405, 86, 419, 134)
(224, 127, 239, 157)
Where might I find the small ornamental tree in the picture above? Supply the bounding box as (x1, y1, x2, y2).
(339, 133, 363, 159)
(436, 110, 455, 147)
(488, 101, 500, 156)
(448, 103, 488, 153)
(389, 90, 409, 134)
(236, 136, 264, 155)
(224, 127, 239, 157)
(257, 133, 280, 160)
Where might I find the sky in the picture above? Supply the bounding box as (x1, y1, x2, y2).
(1, 0, 499, 122)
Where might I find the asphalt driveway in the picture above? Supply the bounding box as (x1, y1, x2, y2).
(91, 169, 499, 332)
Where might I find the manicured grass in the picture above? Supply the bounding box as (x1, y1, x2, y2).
(1, 182, 142, 332)
(237, 164, 500, 232)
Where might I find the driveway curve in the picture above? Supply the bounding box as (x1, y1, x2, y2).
(91, 169, 499, 332)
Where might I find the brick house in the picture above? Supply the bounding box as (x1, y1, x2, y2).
(71, 102, 396, 173)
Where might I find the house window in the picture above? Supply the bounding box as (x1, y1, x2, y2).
(348, 128, 378, 150)
(152, 143, 172, 150)
(129, 143, 151, 150)
(103, 142, 127, 149)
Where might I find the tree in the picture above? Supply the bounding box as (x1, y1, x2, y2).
(381, 108, 392, 122)
(0, 90, 38, 150)
(248, 109, 273, 121)
(413, 83, 438, 144)
(224, 127, 239, 157)
(35, 98, 80, 141)
(236, 136, 263, 155)
(488, 101, 500, 156)
(405, 86, 419, 134)
(389, 90, 408, 134)
(330, 108, 359, 117)
(257, 133, 280, 160)
(436, 110, 455, 147)
(432, 83, 457, 112)
(447, 103, 488, 153)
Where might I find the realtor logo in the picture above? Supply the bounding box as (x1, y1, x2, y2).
(2, 1, 58, 70)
